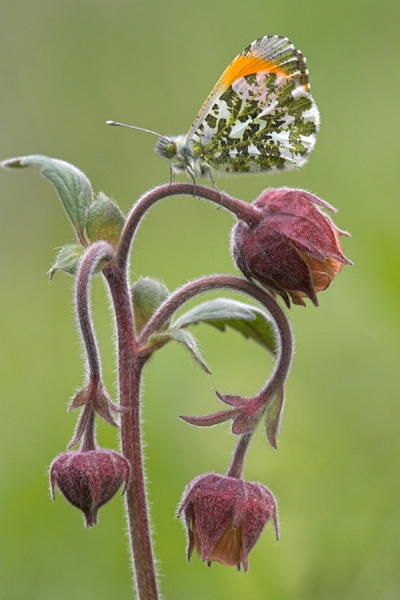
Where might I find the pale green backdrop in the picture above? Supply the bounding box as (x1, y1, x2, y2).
(1, 1, 399, 599)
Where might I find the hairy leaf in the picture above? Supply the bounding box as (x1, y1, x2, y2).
(173, 298, 277, 354)
(49, 244, 85, 278)
(148, 328, 210, 373)
(2, 155, 93, 244)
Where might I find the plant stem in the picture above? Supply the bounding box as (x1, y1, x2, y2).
(80, 407, 97, 452)
(76, 241, 114, 379)
(139, 275, 292, 399)
(116, 183, 262, 272)
(100, 187, 291, 598)
(226, 433, 252, 479)
(103, 264, 159, 600)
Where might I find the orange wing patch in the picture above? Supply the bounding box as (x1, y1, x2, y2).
(221, 55, 291, 89)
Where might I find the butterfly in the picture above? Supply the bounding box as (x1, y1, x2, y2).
(107, 35, 319, 183)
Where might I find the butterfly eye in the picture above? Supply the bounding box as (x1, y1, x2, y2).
(154, 136, 178, 160)
(165, 142, 177, 158)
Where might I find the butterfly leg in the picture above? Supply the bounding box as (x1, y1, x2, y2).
(204, 166, 222, 207)
(186, 166, 197, 197)
(207, 168, 219, 192)
(169, 164, 176, 186)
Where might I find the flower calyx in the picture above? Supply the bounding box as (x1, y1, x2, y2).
(178, 473, 278, 571)
(180, 385, 285, 443)
(181, 393, 263, 434)
(50, 448, 130, 527)
(68, 376, 120, 447)
(232, 187, 352, 307)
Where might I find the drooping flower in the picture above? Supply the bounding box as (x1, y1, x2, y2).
(178, 473, 278, 571)
(232, 188, 352, 306)
(50, 449, 130, 526)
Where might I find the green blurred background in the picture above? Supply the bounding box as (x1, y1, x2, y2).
(1, 1, 399, 598)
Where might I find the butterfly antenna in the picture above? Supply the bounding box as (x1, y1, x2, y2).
(106, 121, 162, 137)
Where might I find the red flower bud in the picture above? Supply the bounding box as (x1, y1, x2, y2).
(50, 449, 130, 526)
(232, 188, 352, 306)
(178, 473, 278, 571)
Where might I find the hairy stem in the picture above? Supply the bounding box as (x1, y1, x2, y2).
(76, 241, 114, 379)
(116, 183, 262, 272)
(139, 275, 293, 399)
(99, 188, 290, 598)
(80, 407, 97, 452)
(226, 433, 253, 479)
(103, 264, 159, 600)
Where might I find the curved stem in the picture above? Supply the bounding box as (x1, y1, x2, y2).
(76, 241, 115, 379)
(139, 275, 293, 399)
(103, 264, 159, 600)
(116, 183, 262, 272)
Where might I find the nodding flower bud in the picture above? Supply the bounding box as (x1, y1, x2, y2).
(232, 188, 352, 307)
(178, 473, 278, 571)
(50, 449, 130, 527)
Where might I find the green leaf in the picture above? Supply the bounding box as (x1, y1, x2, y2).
(49, 244, 85, 278)
(86, 192, 125, 249)
(173, 298, 277, 354)
(148, 328, 211, 374)
(49, 243, 109, 278)
(131, 277, 170, 334)
(1, 155, 93, 244)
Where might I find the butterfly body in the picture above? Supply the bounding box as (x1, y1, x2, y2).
(154, 35, 319, 180)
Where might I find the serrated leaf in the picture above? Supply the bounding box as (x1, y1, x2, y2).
(131, 277, 170, 334)
(49, 244, 85, 278)
(2, 155, 93, 244)
(148, 328, 211, 373)
(265, 385, 285, 449)
(173, 298, 277, 354)
(86, 192, 125, 249)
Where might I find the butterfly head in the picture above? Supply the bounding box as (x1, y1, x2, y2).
(154, 135, 191, 164)
(153, 135, 180, 161)
(154, 134, 208, 177)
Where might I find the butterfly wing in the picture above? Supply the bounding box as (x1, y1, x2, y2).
(186, 36, 320, 173)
